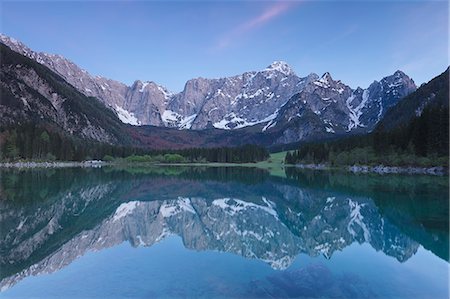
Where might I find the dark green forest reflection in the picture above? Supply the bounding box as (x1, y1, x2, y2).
(0, 166, 448, 292)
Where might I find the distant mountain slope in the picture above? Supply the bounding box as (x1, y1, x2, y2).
(0, 43, 129, 144)
(0, 34, 169, 126)
(376, 67, 449, 131)
(262, 71, 416, 144)
(284, 67, 449, 166)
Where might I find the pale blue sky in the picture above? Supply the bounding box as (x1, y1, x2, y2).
(1, 1, 448, 92)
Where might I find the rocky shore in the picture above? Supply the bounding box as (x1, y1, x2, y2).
(347, 165, 447, 176)
(295, 163, 448, 176)
(0, 160, 106, 169)
(1, 160, 447, 176)
(293, 164, 328, 170)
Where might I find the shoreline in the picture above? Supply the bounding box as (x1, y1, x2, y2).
(0, 160, 447, 176)
(294, 163, 448, 176)
(0, 161, 268, 169)
(0, 161, 108, 169)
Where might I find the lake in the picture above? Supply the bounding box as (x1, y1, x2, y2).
(0, 166, 448, 298)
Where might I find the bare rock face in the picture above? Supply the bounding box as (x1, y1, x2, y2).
(0, 34, 129, 108)
(346, 70, 417, 131)
(180, 63, 318, 130)
(1, 58, 112, 143)
(264, 71, 416, 144)
(123, 81, 171, 126)
(156, 62, 317, 130)
(0, 34, 164, 127)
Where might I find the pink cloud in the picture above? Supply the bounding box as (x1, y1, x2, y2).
(216, 1, 299, 49)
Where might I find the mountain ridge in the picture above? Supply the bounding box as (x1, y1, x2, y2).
(0, 34, 416, 142)
(0, 43, 130, 145)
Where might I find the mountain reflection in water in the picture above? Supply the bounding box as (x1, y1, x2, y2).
(0, 167, 448, 297)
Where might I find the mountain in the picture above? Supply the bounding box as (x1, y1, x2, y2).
(0, 40, 267, 151)
(262, 71, 416, 144)
(0, 43, 129, 144)
(163, 62, 317, 130)
(127, 68, 415, 135)
(283, 68, 449, 165)
(0, 34, 170, 127)
(352, 70, 417, 130)
(376, 67, 449, 131)
(0, 34, 417, 143)
(0, 42, 274, 153)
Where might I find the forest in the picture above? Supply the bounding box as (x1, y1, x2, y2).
(0, 123, 269, 164)
(285, 104, 449, 167)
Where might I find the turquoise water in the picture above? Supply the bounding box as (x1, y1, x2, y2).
(0, 167, 448, 298)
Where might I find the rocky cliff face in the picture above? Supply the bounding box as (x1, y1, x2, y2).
(0, 34, 129, 108)
(263, 71, 417, 143)
(0, 34, 417, 144)
(123, 80, 172, 126)
(164, 62, 317, 130)
(0, 34, 168, 127)
(375, 67, 449, 131)
(347, 70, 417, 131)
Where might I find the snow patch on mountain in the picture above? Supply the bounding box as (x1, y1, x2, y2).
(162, 110, 198, 130)
(326, 127, 335, 133)
(179, 114, 197, 129)
(347, 199, 370, 242)
(346, 90, 369, 131)
(157, 85, 173, 100)
(261, 109, 281, 131)
(264, 61, 295, 76)
(115, 105, 141, 126)
(213, 110, 279, 130)
(113, 201, 140, 221)
(238, 89, 264, 100)
(162, 110, 180, 124)
(212, 198, 278, 219)
(377, 98, 384, 122)
(213, 113, 247, 129)
(139, 82, 149, 92)
(160, 197, 196, 217)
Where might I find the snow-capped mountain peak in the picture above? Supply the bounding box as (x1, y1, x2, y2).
(321, 71, 333, 80)
(138, 81, 150, 92)
(393, 70, 407, 77)
(0, 33, 21, 47)
(311, 72, 340, 90)
(318, 72, 335, 85)
(264, 61, 295, 76)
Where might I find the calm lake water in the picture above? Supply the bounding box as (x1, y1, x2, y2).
(0, 166, 448, 298)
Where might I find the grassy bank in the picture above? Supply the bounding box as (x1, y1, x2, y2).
(104, 151, 288, 177)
